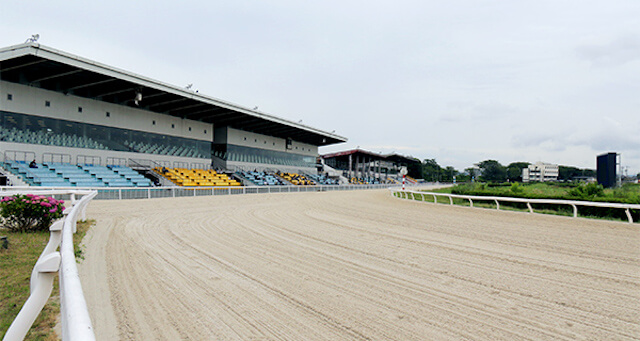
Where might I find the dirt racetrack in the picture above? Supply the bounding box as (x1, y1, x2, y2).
(79, 189, 640, 340)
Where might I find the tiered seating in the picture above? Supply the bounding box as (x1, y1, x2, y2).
(155, 168, 241, 187)
(0, 126, 107, 150)
(3, 161, 153, 187)
(109, 166, 152, 187)
(82, 165, 133, 187)
(216, 150, 311, 168)
(350, 177, 364, 184)
(5, 161, 71, 186)
(47, 164, 106, 187)
(126, 141, 206, 158)
(306, 173, 339, 185)
(277, 172, 315, 186)
(239, 171, 286, 186)
(349, 177, 380, 185)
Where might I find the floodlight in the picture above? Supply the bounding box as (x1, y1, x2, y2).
(134, 91, 142, 106)
(25, 34, 40, 43)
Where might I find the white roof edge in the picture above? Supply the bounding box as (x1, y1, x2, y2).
(0, 43, 347, 143)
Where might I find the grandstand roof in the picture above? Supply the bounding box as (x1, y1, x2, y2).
(322, 149, 421, 164)
(322, 149, 384, 159)
(0, 43, 347, 146)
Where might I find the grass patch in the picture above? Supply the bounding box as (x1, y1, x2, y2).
(1, 219, 95, 340)
(412, 183, 640, 223)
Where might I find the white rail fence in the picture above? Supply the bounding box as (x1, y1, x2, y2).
(2, 184, 404, 201)
(391, 188, 640, 223)
(1, 183, 406, 339)
(2, 190, 97, 341)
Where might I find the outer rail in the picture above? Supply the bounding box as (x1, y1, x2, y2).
(390, 188, 640, 223)
(2, 190, 97, 341)
(1, 184, 411, 201)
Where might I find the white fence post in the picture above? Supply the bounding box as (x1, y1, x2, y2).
(390, 188, 639, 223)
(2, 190, 97, 341)
(4, 253, 61, 341)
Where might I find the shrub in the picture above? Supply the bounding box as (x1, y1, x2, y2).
(510, 183, 524, 194)
(0, 194, 65, 232)
(569, 183, 604, 199)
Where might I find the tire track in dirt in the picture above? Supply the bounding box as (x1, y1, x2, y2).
(80, 189, 640, 340)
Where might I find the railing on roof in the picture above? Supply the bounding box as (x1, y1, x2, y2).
(2, 189, 98, 341)
(390, 188, 640, 224)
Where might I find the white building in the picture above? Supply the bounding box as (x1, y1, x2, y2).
(0, 43, 346, 174)
(522, 162, 559, 182)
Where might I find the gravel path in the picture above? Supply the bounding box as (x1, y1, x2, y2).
(79, 189, 640, 340)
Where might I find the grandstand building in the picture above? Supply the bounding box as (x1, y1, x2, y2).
(321, 149, 420, 184)
(0, 43, 346, 186)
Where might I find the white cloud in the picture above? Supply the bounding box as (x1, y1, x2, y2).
(2, 1, 640, 174)
(576, 34, 640, 67)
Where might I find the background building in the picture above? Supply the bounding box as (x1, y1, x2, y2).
(522, 162, 559, 182)
(321, 149, 420, 184)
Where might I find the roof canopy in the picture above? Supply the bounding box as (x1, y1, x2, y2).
(0, 43, 347, 146)
(322, 149, 421, 164)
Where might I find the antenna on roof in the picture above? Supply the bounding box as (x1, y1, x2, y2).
(25, 34, 40, 43)
(185, 84, 193, 90)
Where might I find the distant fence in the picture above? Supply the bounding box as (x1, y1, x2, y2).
(390, 188, 640, 223)
(2, 189, 97, 341)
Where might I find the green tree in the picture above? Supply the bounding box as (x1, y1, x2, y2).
(422, 159, 443, 182)
(478, 160, 507, 182)
(442, 166, 458, 182)
(464, 167, 478, 182)
(507, 162, 530, 182)
(407, 161, 422, 179)
(559, 166, 597, 181)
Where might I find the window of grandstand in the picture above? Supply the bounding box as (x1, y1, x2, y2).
(0, 111, 211, 158)
(213, 144, 316, 167)
(6, 94, 12, 100)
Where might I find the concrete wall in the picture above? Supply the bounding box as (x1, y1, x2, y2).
(0, 81, 213, 142)
(225, 127, 318, 156)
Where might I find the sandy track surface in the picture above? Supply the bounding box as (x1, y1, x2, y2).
(79, 189, 640, 340)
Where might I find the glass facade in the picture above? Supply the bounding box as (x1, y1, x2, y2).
(0, 111, 211, 159)
(214, 144, 316, 168)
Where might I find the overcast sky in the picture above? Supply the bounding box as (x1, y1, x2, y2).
(2, 1, 639, 174)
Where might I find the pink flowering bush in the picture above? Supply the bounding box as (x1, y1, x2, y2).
(0, 194, 65, 232)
